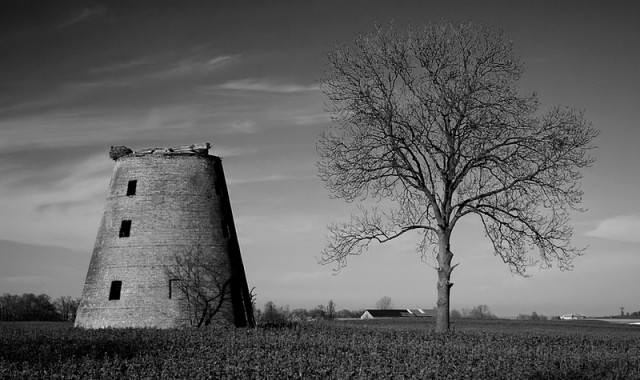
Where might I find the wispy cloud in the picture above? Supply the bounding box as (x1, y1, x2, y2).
(227, 120, 258, 134)
(87, 54, 238, 86)
(140, 105, 204, 130)
(291, 113, 330, 126)
(0, 153, 110, 250)
(218, 78, 319, 93)
(0, 54, 239, 127)
(161, 55, 237, 77)
(585, 214, 640, 243)
(58, 6, 108, 29)
(89, 59, 152, 74)
(0, 82, 103, 116)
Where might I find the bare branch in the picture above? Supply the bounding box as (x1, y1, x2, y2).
(164, 244, 232, 328)
(319, 205, 436, 272)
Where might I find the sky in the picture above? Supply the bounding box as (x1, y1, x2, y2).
(1, 0, 638, 318)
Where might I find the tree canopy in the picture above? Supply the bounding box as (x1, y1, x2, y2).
(318, 21, 598, 332)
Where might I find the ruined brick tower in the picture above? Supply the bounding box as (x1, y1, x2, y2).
(75, 143, 254, 328)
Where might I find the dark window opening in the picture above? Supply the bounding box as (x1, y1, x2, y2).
(221, 220, 229, 238)
(169, 279, 182, 299)
(109, 281, 122, 300)
(119, 220, 132, 238)
(126, 180, 137, 196)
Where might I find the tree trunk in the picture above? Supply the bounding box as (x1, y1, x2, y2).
(435, 230, 454, 333)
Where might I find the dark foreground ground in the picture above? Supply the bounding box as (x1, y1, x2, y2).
(1, 318, 639, 379)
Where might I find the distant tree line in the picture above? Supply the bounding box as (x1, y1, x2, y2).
(452, 307, 554, 321)
(516, 311, 549, 321)
(450, 305, 498, 320)
(0, 293, 80, 322)
(608, 308, 640, 319)
(256, 300, 363, 323)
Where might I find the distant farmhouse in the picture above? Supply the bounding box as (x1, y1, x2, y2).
(361, 309, 437, 319)
(560, 313, 587, 320)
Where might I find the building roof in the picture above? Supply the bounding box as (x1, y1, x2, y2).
(409, 309, 437, 317)
(363, 309, 413, 318)
(361, 308, 437, 319)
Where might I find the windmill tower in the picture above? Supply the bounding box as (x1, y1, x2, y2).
(75, 143, 254, 328)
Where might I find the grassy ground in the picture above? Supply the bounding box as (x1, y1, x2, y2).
(1, 319, 639, 379)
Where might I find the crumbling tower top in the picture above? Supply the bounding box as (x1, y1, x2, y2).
(109, 142, 211, 161)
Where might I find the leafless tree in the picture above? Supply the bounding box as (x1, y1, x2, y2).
(318, 21, 599, 332)
(375, 296, 394, 310)
(260, 301, 285, 323)
(450, 309, 463, 319)
(53, 295, 80, 322)
(465, 304, 497, 319)
(249, 286, 259, 324)
(326, 299, 336, 320)
(164, 244, 232, 328)
(0, 293, 59, 321)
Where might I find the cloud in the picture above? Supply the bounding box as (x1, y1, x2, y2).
(58, 6, 108, 29)
(228, 120, 257, 134)
(87, 54, 238, 86)
(291, 113, 331, 126)
(161, 55, 236, 77)
(89, 59, 152, 74)
(207, 56, 235, 67)
(0, 81, 103, 117)
(218, 78, 319, 93)
(585, 214, 640, 242)
(0, 153, 110, 250)
(140, 105, 203, 130)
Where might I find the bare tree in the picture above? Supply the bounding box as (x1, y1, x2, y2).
(375, 296, 394, 309)
(0, 293, 60, 321)
(164, 244, 232, 328)
(466, 304, 497, 319)
(326, 299, 336, 320)
(53, 295, 80, 322)
(261, 301, 286, 323)
(310, 304, 327, 320)
(249, 286, 259, 324)
(318, 21, 598, 332)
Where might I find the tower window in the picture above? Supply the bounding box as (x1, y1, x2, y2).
(169, 279, 182, 299)
(126, 180, 137, 196)
(109, 281, 122, 300)
(119, 220, 132, 237)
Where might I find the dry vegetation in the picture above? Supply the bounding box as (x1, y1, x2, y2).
(2, 319, 639, 379)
